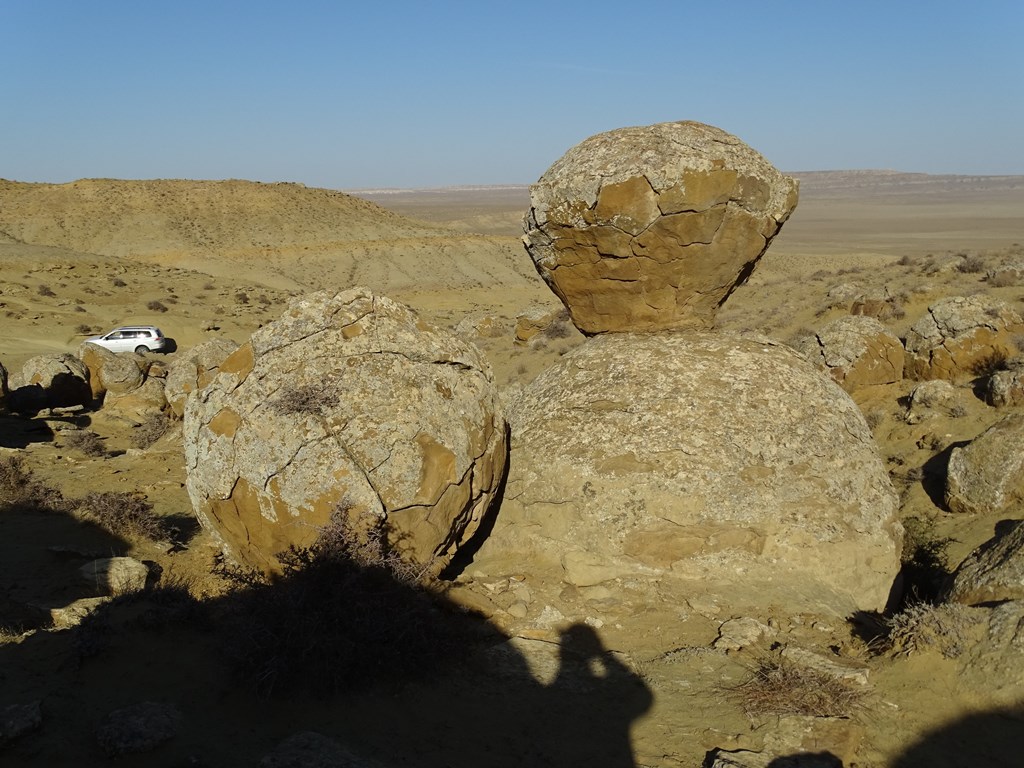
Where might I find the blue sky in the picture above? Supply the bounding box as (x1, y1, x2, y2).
(2, 1, 1022, 188)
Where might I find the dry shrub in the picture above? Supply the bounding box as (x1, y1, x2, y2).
(957, 254, 986, 274)
(900, 515, 954, 601)
(112, 278, 128, 288)
(131, 412, 169, 449)
(0, 455, 67, 511)
(884, 602, 978, 658)
(64, 430, 108, 458)
(37, 284, 56, 297)
(78, 491, 168, 541)
(146, 300, 168, 313)
(214, 502, 479, 696)
(729, 654, 865, 718)
(972, 349, 1011, 376)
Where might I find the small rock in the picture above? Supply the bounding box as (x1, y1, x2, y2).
(96, 701, 181, 757)
(79, 557, 149, 595)
(714, 617, 776, 651)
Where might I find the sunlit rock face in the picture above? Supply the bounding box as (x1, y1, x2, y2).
(523, 121, 798, 334)
(184, 287, 507, 574)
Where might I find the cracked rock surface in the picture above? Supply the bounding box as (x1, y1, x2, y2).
(523, 121, 798, 334)
(183, 287, 507, 573)
(472, 332, 902, 619)
(792, 315, 904, 392)
(904, 295, 1024, 381)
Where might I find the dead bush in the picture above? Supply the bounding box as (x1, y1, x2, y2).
(146, 300, 168, 313)
(728, 654, 865, 718)
(883, 602, 978, 658)
(900, 515, 955, 601)
(0, 455, 67, 512)
(37, 284, 56, 297)
(957, 254, 985, 273)
(131, 412, 170, 449)
(77, 491, 169, 542)
(64, 430, 108, 458)
(214, 501, 479, 696)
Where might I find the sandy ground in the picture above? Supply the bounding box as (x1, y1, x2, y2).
(1, 173, 1023, 766)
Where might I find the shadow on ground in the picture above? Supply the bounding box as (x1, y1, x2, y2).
(0, 512, 654, 766)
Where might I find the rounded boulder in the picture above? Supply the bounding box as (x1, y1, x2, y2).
(474, 333, 902, 617)
(184, 287, 507, 574)
(523, 121, 798, 334)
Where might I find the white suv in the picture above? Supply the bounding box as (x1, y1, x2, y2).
(85, 326, 167, 354)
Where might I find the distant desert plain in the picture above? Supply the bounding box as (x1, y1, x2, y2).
(1, 170, 1023, 766)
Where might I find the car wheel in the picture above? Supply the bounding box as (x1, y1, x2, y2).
(134, 345, 150, 354)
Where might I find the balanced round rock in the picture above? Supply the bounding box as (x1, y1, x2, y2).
(184, 287, 507, 573)
(523, 121, 799, 334)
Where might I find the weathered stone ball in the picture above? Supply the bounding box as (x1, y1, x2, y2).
(184, 287, 507, 574)
(523, 121, 798, 334)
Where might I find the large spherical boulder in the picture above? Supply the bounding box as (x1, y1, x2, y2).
(184, 288, 507, 574)
(904, 296, 1024, 382)
(523, 121, 798, 335)
(473, 333, 902, 618)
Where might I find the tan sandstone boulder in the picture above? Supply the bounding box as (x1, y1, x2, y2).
(793, 315, 904, 392)
(945, 413, 1024, 515)
(184, 287, 507, 574)
(984, 359, 1024, 407)
(78, 343, 146, 400)
(943, 520, 1024, 605)
(164, 339, 239, 418)
(522, 121, 798, 334)
(904, 296, 1024, 382)
(11, 353, 91, 409)
(473, 333, 902, 619)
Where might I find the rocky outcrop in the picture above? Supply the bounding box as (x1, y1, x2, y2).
(78, 343, 146, 400)
(9, 353, 91, 409)
(522, 121, 798, 334)
(793, 316, 904, 392)
(164, 339, 238, 418)
(904, 296, 1024, 381)
(943, 521, 1024, 605)
(184, 287, 507, 574)
(473, 333, 901, 619)
(946, 414, 1024, 515)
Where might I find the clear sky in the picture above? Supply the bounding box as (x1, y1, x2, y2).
(3, 0, 1022, 189)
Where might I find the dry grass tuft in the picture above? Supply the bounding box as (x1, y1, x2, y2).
(729, 654, 866, 718)
(77, 491, 169, 542)
(64, 429, 108, 458)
